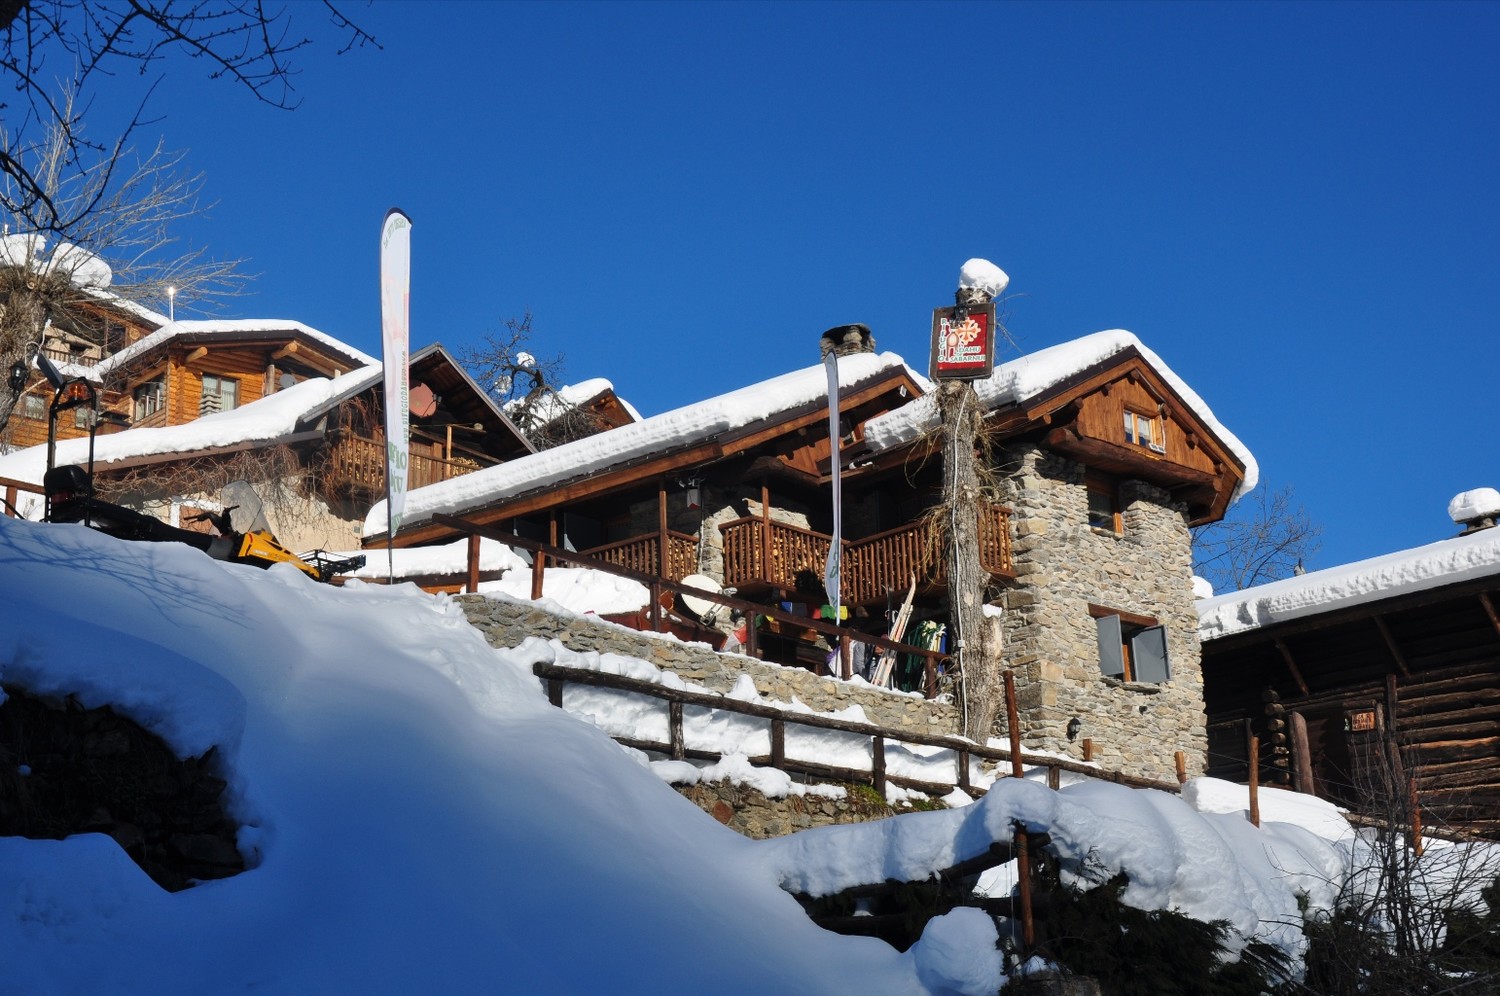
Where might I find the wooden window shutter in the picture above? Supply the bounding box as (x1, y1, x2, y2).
(1131, 626, 1171, 682)
(1096, 615, 1125, 677)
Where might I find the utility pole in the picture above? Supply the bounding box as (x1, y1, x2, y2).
(931, 260, 1009, 741)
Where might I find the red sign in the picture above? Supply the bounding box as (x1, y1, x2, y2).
(931, 303, 996, 380)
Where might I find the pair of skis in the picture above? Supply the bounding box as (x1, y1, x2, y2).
(870, 574, 917, 688)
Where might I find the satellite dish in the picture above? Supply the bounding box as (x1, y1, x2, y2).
(278, 373, 297, 391)
(679, 574, 722, 621)
(410, 382, 439, 418)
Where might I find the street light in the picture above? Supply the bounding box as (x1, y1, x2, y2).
(167, 286, 176, 322)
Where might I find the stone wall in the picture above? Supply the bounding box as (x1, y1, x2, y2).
(455, 594, 960, 736)
(677, 780, 900, 839)
(993, 444, 1207, 783)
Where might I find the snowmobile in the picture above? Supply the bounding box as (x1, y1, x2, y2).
(42, 464, 365, 583)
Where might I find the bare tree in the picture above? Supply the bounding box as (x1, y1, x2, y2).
(1192, 483, 1322, 595)
(0, 0, 375, 236)
(0, 94, 244, 434)
(459, 312, 607, 449)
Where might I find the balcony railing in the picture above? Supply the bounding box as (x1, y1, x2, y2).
(720, 504, 1013, 603)
(327, 432, 488, 494)
(582, 531, 699, 583)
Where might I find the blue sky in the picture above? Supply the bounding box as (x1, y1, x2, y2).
(92, 1, 1499, 574)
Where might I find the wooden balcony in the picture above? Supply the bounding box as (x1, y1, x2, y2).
(582, 531, 699, 583)
(720, 504, 1013, 604)
(327, 432, 487, 495)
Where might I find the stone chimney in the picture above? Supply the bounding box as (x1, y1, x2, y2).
(819, 323, 875, 359)
(1448, 488, 1500, 534)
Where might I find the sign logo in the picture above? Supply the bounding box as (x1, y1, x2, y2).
(931, 302, 996, 380)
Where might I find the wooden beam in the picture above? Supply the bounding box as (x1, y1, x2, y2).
(1275, 639, 1311, 697)
(184, 345, 208, 363)
(1480, 592, 1500, 641)
(271, 342, 299, 360)
(1373, 615, 1413, 678)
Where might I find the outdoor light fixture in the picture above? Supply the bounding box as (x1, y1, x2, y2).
(8, 359, 27, 394)
(1067, 717, 1082, 741)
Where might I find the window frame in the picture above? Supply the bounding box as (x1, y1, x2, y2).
(1089, 603, 1170, 683)
(1123, 407, 1166, 454)
(133, 377, 166, 422)
(200, 373, 240, 415)
(21, 393, 45, 420)
(1086, 473, 1122, 535)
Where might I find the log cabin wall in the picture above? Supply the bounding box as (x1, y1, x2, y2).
(1201, 579, 1500, 836)
(992, 441, 1208, 784)
(166, 345, 272, 423)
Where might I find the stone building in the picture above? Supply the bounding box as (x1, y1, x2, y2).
(369, 328, 1255, 782)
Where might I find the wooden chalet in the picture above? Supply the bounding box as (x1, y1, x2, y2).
(369, 328, 1252, 781)
(1199, 512, 1500, 837)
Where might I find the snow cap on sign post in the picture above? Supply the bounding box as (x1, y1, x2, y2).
(958, 258, 1010, 303)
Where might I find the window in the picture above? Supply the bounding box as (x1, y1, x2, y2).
(200, 374, 239, 415)
(1091, 605, 1170, 683)
(133, 378, 165, 422)
(22, 394, 44, 419)
(1123, 409, 1165, 454)
(73, 407, 95, 429)
(1086, 473, 1121, 534)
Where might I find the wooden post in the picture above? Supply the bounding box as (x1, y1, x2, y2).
(466, 532, 481, 594)
(1082, 738, 1093, 763)
(1174, 750, 1188, 785)
(649, 580, 664, 632)
(760, 481, 773, 589)
(530, 552, 545, 601)
(1047, 766, 1060, 790)
(547, 678, 564, 708)
(925, 654, 938, 699)
(1003, 664, 1037, 955)
(1248, 735, 1261, 827)
(771, 719, 785, 769)
(872, 735, 886, 797)
(1289, 711, 1315, 794)
(657, 480, 670, 581)
(957, 751, 971, 793)
(1409, 775, 1423, 857)
(669, 700, 685, 760)
(1003, 670, 1024, 779)
(4, 484, 15, 516)
(840, 631, 853, 681)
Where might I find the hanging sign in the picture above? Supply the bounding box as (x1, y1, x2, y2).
(930, 302, 997, 381)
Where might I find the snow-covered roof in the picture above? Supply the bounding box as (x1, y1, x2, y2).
(0, 366, 381, 510)
(96, 319, 375, 377)
(365, 351, 916, 538)
(864, 329, 1260, 501)
(1198, 525, 1500, 641)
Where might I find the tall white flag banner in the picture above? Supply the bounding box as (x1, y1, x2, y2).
(380, 209, 412, 552)
(823, 351, 842, 622)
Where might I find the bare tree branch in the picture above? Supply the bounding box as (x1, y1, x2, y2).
(1192, 483, 1322, 594)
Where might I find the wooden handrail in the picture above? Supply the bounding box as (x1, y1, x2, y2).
(532, 661, 1185, 796)
(0, 475, 44, 517)
(432, 512, 948, 697)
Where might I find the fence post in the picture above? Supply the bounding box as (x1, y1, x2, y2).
(1003, 669, 1037, 951)
(925, 653, 938, 699)
(466, 532, 481, 594)
(4, 484, 15, 517)
(649, 580, 663, 632)
(669, 701, 685, 760)
(530, 550, 545, 601)
(872, 735, 886, 797)
(1175, 750, 1188, 785)
(547, 678, 564, 708)
(771, 719, 785, 769)
(1082, 738, 1093, 763)
(1047, 766, 1060, 791)
(957, 751, 971, 793)
(840, 632, 853, 681)
(1248, 735, 1261, 827)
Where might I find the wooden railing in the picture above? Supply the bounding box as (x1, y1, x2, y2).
(1, 475, 45, 517)
(327, 433, 488, 493)
(720, 504, 1014, 602)
(583, 531, 698, 583)
(433, 513, 950, 696)
(42, 345, 101, 368)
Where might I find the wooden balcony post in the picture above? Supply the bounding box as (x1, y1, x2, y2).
(658, 479, 670, 581)
(760, 481, 773, 591)
(466, 532, 480, 593)
(530, 552, 545, 601)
